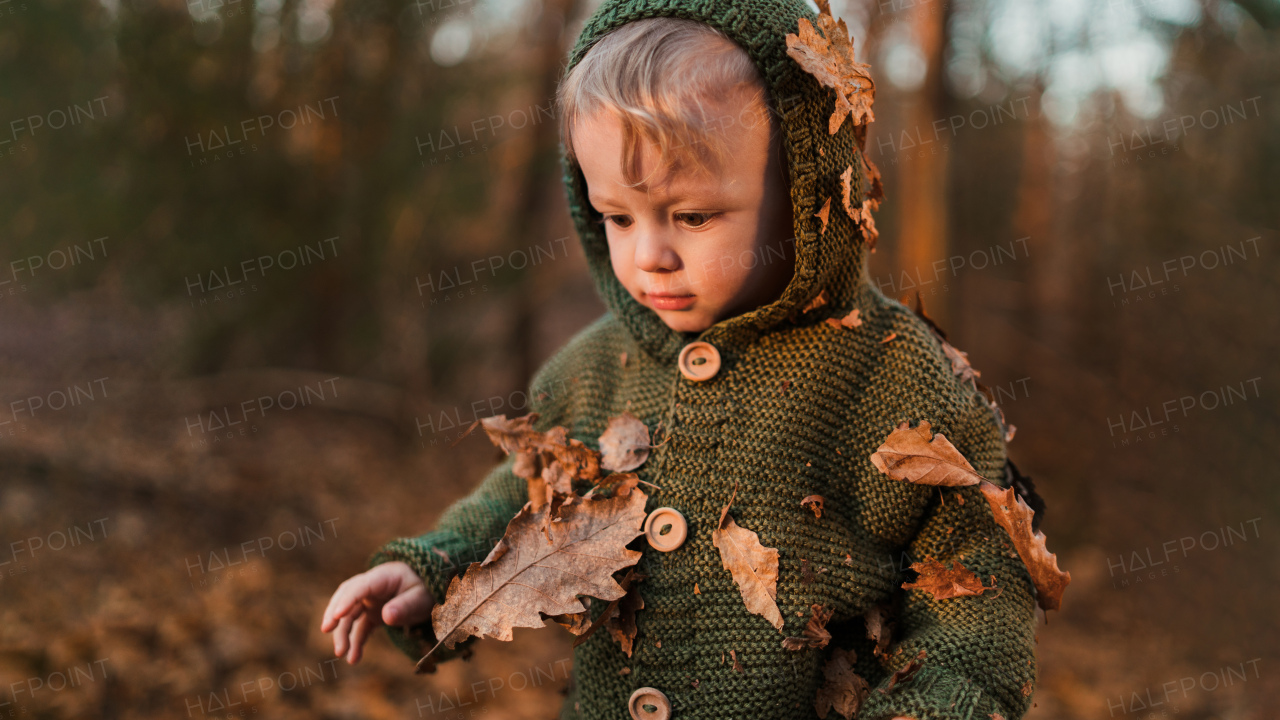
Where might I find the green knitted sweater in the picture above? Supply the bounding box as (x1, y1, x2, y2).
(368, 0, 1039, 718)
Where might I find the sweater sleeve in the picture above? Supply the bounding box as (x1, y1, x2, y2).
(857, 398, 1038, 720)
(366, 359, 578, 666)
(367, 449, 526, 665)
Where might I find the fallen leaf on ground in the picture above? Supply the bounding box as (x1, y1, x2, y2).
(814, 647, 870, 719)
(784, 0, 875, 135)
(869, 420, 984, 487)
(801, 494, 825, 518)
(713, 513, 784, 631)
(979, 481, 1071, 612)
(598, 412, 651, 473)
(880, 650, 926, 694)
(783, 604, 834, 650)
(417, 490, 647, 670)
(901, 557, 999, 600)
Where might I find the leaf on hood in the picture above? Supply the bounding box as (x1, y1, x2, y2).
(901, 557, 999, 600)
(801, 494, 825, 518)
(839, 165, 881, 249)
(803, 289, 830, 314)
(814, 647, 870, 719)
(880, 649, 926, 694)
(598, 412, 651, 473)
(979, 481, 1071, 612)
(815, 197, 832, 234)
(784, 0, 875, 135)
(869, 420, 984, 487)
(713, 512, 784, 632)
(783, 603, 834, 650)
(824, 308, 862, 329)
(863, 605, 892, 657)
(417, 489, 647, 669)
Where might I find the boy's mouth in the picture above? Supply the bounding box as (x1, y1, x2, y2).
(646, 292, 695, 311)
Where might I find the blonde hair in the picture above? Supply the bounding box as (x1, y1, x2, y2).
(557, 17, 782, 189)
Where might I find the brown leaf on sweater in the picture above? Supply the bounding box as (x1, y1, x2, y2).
(815, 197, 832, 234)
(880, 331, 897, 343)
(979, 481, 1071, 612)
(480, 414, 601, 510)
(549, 611, 591, 636)
(598, 412, 651, 473)
(814, 647, 870, 719)
(784, 0, 875, 135)
(713, 513, 784, 631)
(801, 494, 825, 518)
(839, 166, 857, 219)
(880, 649, 926, 694)
(418, 490, 647, 670)
(717, 479, 740, 531)
(571, 568, 645, 650)
(824, 308, 862, 329)
(693, 582, 700, 594)
(1021, 680, 1034, 697)
(604, 575, 646, 657)
(619, 352, 627, 368)
(869, 420, 984, 487)
(863, 605, 892, 657)
(901, 557, 998, 600)
(730, 649, 743, 672)
(582, 471, 640, 500)
(801, 558, 816, 584)
(783, 603, 834, 651)
(803, 289, 830, 314)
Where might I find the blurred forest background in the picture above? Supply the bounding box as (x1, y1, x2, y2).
(0, 0, 1278, 716)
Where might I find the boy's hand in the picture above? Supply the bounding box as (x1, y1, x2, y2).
(320, 561, 435, 664)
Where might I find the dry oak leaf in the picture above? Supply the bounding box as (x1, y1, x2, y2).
(570, 567, 645, 650)
(863, 605, 892, 657)
(783, 603, 834, 650)
(814, 647, 870, 719)
(901, 557, 999, 601)
(869, 420, 984, 487)
(825, 308, 863, 329)
(880, 649, 927, 695)
(598, 412, 652, 473)
(785, 0, 875, 135)
(815, 197, 832, 234)
(480, 414, 600, 510)
(803, 289, 830, 314)
(417, 489, 647, 670)
(839, 164, 881, 248)
(603, 573, 646, 657)
(979, 481, 1071, 612)
(713, 513, 784, 631)
(801, 494, 825, 518)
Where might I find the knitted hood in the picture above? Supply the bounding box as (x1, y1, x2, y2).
(559, 0, 877, 366)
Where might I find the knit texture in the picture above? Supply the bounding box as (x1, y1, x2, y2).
(368, 0, 1039, 718)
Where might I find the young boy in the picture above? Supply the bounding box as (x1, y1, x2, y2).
(322, 1, 1039, 718)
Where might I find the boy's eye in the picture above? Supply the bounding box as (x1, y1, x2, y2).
(676, 212, 717, 228)
(605, 214, 633, 229)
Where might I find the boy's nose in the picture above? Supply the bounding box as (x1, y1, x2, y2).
(633, 230, 680, 273)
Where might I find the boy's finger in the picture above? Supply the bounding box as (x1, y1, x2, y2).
(332, 613, 352, 658)
(383, 583, 431, 627)
(347, 611, 374, 664)
(322, 575, 377, 631)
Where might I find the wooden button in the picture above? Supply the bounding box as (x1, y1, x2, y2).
(628, 686, 672, 720)
(677, 341, 720, 381)
(643, 507, 687, 552)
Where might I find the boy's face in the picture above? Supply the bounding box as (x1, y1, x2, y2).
(573, 91, 796, 334)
